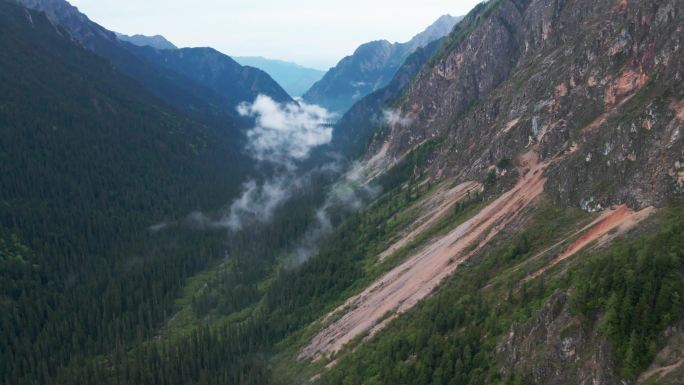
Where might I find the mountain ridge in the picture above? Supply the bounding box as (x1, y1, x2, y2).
(235, 56, 326, 97)
(302, 14, 463, 115)
(116, 32, 178, 50)
(16, 0, 293, 118)
(330, 36, 447, 157)
(364, 0, 683, 209)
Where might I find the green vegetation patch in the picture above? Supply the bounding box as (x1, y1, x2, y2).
(571, 206, 684, 378)
(317, 203, 585, 384)
(319, 204, 684, 384)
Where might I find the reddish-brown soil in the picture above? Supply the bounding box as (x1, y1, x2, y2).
(605, 69, 649, 107)
(673, 99, 684, 121)
(300, 151, 548, 361)
(378, 181, 481, 262)
(583, 70, 649, 134)
(501, 117, 521, 135)
(614, 0, 628, 13)
(529, 205, 655, 279)
(639, 357, 684, 384)
(555, 82, 568, 97)
(583, 112, 610, 132)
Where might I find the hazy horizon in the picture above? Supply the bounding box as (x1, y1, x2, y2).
(69, 0, 483, 70)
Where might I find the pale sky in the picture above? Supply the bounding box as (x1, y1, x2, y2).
(69, 0, 483, 70)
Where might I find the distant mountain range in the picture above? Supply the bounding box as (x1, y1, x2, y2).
(125, 45, 294, 111)
(302, 14, 463, 115)
(234, 57, 325, 97)
(115, 32, 178, 50)
(331, 36, 447, 157)
(16, 0, 292, 118)
(19, 0, 457, 115)
(111, 32, 325, 98)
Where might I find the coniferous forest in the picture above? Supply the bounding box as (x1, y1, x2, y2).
(2, 0, 684, 384)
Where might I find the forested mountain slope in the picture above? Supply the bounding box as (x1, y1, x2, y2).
(125, 45, 293, 111)
(0, 1, 256, 383)
(297, 0, 684, 383)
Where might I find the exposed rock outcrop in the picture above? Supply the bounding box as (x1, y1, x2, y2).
(366, 0, 684, 209)
(498, 292, 621, 385)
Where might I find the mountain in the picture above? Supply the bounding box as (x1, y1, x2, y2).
(0, 1, 258, 384)
(115, 32, 178, 50)
(331, 36, 446, 157)
(302, 14, 462, 115)
(125, 45, 293, 109)
(364, 0, 683, 210)
(304, 0, 684, 383)
(3, 0, 684, 385)
(115, 33, 323, 98)
(15, 0, 292, 117)
(234, 56, 326, 97)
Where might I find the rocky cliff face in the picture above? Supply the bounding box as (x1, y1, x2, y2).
(403, 14, 463, 53)
(498, 292, 621, 385)
(367, 0, 683, 210)
(303, 15, 462, 115)
(306, 1, 684, 381)
(15, 0, 116, 47)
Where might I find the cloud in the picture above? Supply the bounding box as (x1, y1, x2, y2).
(238, 95, 333, 166)
(215, 95, 335, 231)
(148, 222, 171, 233)
(383, 109, 413, 127)
(219, 177, 295, 231)
(220, 159, 351, 233)
(199, 95, 338, 231)
(291, 160, 382, 263)
(151, 95, 336, 233)
(184, 211, 216, 229)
